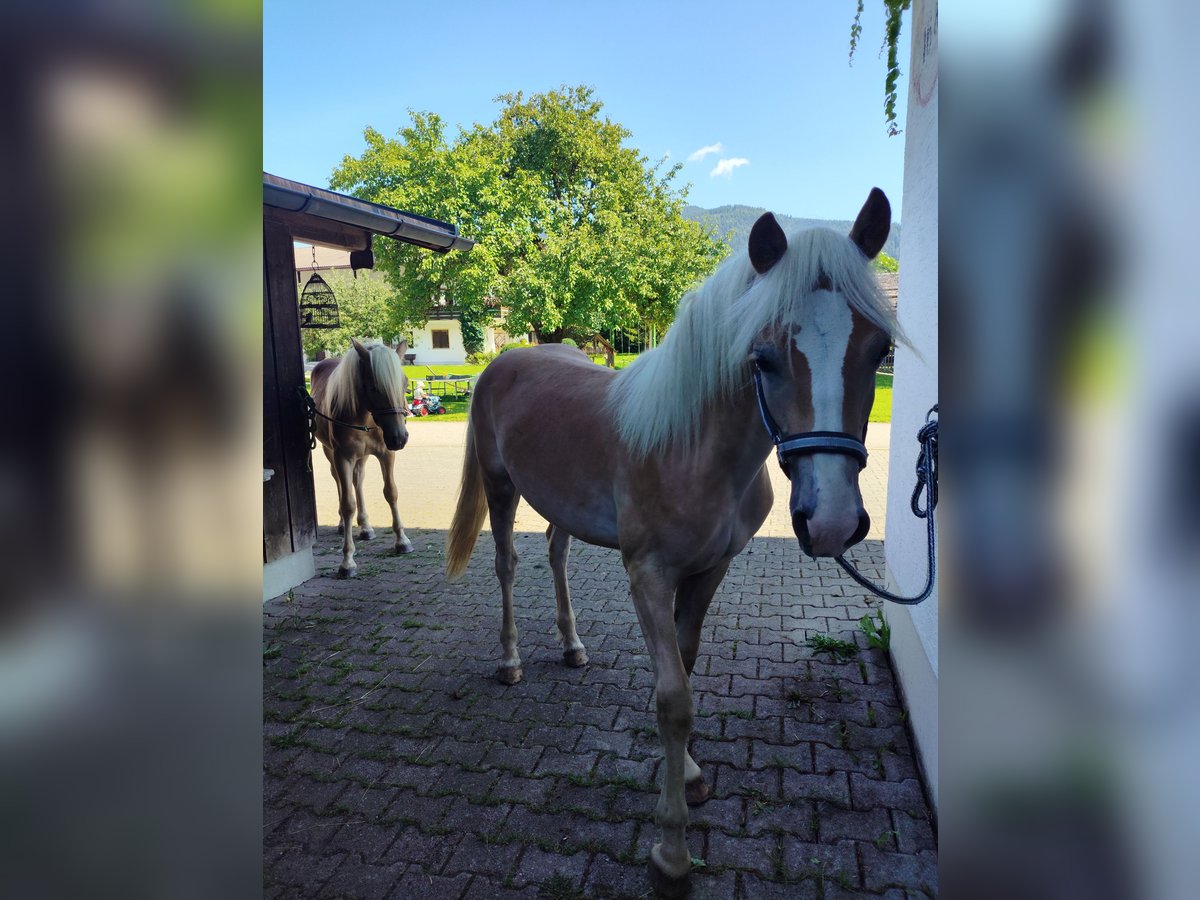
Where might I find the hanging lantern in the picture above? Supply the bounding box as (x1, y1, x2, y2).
(298, 272, 340, 329)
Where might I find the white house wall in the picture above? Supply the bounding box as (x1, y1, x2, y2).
(886, 0, 939, 811)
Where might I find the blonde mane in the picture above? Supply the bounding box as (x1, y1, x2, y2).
(320, 342, 407, 418)
(606, 227, 905, 459)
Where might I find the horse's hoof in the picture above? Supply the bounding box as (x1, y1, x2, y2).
(395, 541, 415, 555)
(647, 848, 691, 898)
(495, 665, 523, 686)
(357, 528, 374, 541)
(562, 649, 589, 668)
(336, 566, 357, 579)
(685, 776, 711, 807)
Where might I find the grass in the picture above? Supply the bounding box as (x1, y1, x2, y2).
(806, 634, 859, 663)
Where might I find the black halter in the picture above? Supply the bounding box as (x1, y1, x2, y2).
(752, 365, 869, 471)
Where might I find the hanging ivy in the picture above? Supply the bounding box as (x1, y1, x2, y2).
(849, 0, 912, 137)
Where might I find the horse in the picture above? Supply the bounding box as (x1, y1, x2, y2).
(311, 339, 414, 577)
(446, 189, 902, 896)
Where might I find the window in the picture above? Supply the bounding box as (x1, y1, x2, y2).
(432, 329, 450, 349)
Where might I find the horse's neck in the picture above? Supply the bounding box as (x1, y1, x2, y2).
(693, 379, 775, 486)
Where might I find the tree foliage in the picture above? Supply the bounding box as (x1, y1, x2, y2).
(330, 86, 727, 342)
(300, 270, 400, 358)
(848, 0, 912, 136)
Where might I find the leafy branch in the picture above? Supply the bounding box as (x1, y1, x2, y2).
(848, 0, 912, 136)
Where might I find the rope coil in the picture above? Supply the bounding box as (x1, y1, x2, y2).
(836, 405, 938, 605)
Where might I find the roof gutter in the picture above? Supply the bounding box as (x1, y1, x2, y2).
(263, 172, 474, 253)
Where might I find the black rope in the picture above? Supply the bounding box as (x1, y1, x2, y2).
(835, 405, 938, 605)
(297, 386, 373, 451)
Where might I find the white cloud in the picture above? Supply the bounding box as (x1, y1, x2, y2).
(687, 142, 723, 162)
(710, 157, 749, 178)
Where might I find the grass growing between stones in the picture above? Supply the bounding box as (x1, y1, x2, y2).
(806, 634, 859, 663)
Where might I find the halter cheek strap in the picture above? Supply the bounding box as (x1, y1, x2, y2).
(753, 365, 869, 471)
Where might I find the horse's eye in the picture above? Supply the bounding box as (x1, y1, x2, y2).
(753, 352, 777, 374)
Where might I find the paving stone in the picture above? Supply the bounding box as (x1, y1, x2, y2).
(320, 859, 409, 900)
(511, 846, 590, 889)
(377, 825, 458, 871)
(381, 870, 472, 899)
(265, 512, 934, 900)
(780, 840, 859, 887)
(703, 831, 779, 876)
(859, 844, 939, 894)
(441, 832, 518, 879)
(848, 773, 926, 812)
(581, 853, 650, 899)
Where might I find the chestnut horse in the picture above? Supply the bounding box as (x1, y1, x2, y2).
(311, 339, 413, 577)
(447, 190, 902, 895)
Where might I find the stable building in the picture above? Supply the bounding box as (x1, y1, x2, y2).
(263, 173, 474, 600)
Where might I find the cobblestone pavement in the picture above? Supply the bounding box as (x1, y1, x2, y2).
(265, 423, 936, 899)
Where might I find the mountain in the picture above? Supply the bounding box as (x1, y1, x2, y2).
(682, 204, 901, 261)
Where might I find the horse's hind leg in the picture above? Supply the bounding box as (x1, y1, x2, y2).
(353, 457, 374, 541)
(673, 560, 731, 806)
(485, 473, 522, 685)
(547, 524, 587, 668)
(379, 450, 414, 554)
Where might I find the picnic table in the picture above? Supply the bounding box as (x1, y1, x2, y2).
(415, 373, 473, 399)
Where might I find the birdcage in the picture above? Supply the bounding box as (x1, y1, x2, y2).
(298, 272, 340, 329)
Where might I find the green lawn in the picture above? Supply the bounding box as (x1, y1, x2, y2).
(310, 362, 894, 425)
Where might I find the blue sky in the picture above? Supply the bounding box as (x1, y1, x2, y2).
(264, 1, 909, 222)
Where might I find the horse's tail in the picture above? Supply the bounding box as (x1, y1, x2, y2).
(446, 415, 488, 582)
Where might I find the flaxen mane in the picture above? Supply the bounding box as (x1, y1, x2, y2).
(606, 227, 904, 459)
(320, 342, 407, 418)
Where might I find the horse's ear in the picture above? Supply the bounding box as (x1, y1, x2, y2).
(351, 337, 370, 362)
(395, 339, 408, 357)
(849, 188, 891, 260)
(749, 212, 788, 274)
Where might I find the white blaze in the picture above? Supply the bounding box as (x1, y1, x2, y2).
(792, 292, 856, 507)
(792, 291, 853, 431)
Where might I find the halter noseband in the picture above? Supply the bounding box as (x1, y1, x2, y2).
(752, 364, 869, 471)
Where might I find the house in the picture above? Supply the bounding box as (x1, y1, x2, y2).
(294, 245, 511, 364)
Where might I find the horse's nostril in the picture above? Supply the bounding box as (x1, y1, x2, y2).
(791, 511, 810, 545)
(846, 510, 871, 549)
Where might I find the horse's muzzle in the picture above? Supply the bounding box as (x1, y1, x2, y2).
(793, 508, 870, 558)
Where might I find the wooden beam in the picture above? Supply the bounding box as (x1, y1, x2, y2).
(264, 206, 371, 251)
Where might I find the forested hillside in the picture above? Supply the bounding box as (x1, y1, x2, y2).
(683, 204, 901, 260)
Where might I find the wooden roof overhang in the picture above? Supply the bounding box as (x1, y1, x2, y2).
(263, 172, 475, 254)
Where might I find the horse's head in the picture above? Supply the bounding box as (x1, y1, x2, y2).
(746, 189, 895, 558)
(351, 338, 409, 451)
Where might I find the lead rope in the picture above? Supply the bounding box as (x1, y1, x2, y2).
(835, 405, 938, 605)
(297, 386, 374, 449)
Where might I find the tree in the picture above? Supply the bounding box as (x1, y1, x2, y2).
(330, 86, 726, 343)
(300, 270, 401, 358)
(873, 252, 899, 274)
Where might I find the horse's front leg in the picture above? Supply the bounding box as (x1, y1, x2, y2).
(353, 457, 373, 541)
(334, 455, 358, 578)
(628, 561, 693, 897)
(379, 451, 414, 554)
(674, 561, 731, 807)
(547, 525, 587, 667)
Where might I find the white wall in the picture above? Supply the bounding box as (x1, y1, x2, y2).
(409, 320, 499, 365)
(411, 319, 466, 365)
(885, 0, 939, 811)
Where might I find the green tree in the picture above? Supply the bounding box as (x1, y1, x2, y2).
(300, 270, 401, 358)
(330, 86, 726, 343)
(872, 252, 899, 274)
